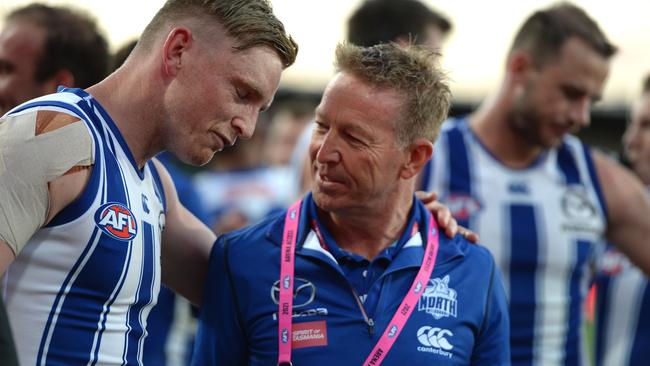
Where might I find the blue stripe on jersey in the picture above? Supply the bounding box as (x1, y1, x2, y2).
(90, 148, 136, 366)
(446, 126, 471, 227)
(90, 92, 146, 181)
(8, 100, 82, 117)
(447, 127, 471, 193)
(91, 244, 134, 366)
(419, 157, 433, 192)
(124, 222, 157, 365)
(143, 287, 175, 365)
(44, 144, 133, 365)
(509, 204, 537, 366)
(565, 239, 591, 365)
(581, 145, 609, 221)
(557, 142, 581, 185)
(102, 123, 119, 159)
(36, 227, 101, 364)
(595, 275, 611, 366)
(628, 285, 650, 366)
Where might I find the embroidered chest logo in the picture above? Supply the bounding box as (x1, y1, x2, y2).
(560, 187, 601, 233)
(94, 202, 138, 241)
(562, 188, 597, 219)
(271, 278, 328, 320)
(416, 326, 454, 359)
(418, 275, 457, 319)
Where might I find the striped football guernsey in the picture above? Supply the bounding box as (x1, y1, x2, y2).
(421, 117, 606, 366)
(2, 88, 166, 366)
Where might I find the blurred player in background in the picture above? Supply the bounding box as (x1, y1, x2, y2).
(593, 75, 650, 366)
(419, 3, 650, 365)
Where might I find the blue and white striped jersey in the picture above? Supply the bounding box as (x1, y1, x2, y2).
(422, 117, 607, 366)
(595, 244, 650, 366)
(2, 88, 166, 366)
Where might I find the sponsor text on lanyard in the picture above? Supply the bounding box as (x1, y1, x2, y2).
(277, 200, 440, 365)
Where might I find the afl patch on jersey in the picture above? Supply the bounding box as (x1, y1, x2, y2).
(94, 202, 138, 240)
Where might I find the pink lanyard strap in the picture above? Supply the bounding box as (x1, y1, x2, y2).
(277, 199, 440, 366)
(278, 200, 302, 366)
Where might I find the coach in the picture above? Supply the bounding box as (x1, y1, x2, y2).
(192, 42, 510, 366)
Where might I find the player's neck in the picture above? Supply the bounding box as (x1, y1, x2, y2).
(87, 68, 165, 169)
(316, 189, 413, 260)
(469, 91, 544, 169)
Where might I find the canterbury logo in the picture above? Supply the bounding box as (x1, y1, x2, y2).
(417, 326, 453, 351)
(94, 202, 138, 241)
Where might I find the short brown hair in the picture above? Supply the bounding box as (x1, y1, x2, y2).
(7, 4, 109, 88)
(334, 42, 451, 146)
(347, 0, 452, 47)
(140, 0, 297, 67)
(510, 3, 616, 68)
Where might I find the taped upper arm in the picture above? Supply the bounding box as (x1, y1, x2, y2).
(0, 110, 94, 256)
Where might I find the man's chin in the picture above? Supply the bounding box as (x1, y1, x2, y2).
(312, 191, 342, 212)
(178, 149, 215, 167)
(536, 132, 564, 149)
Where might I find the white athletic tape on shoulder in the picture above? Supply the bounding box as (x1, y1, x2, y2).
(0, 111, 93, 255)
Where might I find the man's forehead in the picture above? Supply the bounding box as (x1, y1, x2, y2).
(0, 21, 45, 55)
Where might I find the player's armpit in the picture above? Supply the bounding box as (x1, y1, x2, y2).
(152, 159, 216, 306)
(0, 110, 93, 262)
(596, 151, 650, 275)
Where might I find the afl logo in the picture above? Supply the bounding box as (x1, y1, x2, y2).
(94, 202, 138, 241)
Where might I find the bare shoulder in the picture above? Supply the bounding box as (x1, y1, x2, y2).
(591, 150, 647, 221)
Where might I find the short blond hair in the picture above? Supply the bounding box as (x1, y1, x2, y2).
(140, 0, 297, 67)
(334, 42, 450, 146)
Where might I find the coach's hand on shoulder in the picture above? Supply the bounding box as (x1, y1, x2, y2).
(415, 191, 479, 243)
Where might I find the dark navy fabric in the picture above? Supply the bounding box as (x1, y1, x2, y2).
(193, 194, 510, 365)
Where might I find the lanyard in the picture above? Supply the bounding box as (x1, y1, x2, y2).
(277, 199, 440, 366)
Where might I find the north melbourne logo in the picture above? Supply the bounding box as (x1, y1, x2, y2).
(560, 187, 602, 233)
(418, 275, 457, 319)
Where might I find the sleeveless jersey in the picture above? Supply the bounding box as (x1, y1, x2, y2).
(595, 244, 650, 366)
(2, 88, 166, 366)
(422, 117, 607, 366)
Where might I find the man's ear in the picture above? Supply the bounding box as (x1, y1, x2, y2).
(41, 69, 75, 93)
(162, 27, 193, 77)
(400, 138, 434, 180)
(506, 49, 535, 83)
